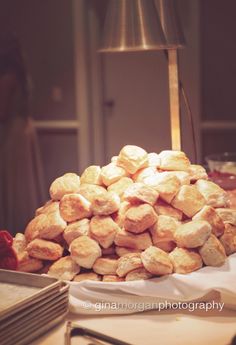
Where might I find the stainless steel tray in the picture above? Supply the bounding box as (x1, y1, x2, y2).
(2, 307, 68, 345)
(0, 269, 66, 321)
(1, 288, 68, 333)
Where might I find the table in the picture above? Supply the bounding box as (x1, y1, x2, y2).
(32, 307, 236, 345)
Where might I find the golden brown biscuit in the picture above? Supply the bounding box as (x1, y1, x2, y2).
(193, 205, 225, 237)
(123, 183, 159, 206)
(116, 253, 143, 277)
(147, 153, 160, 168)
(49, 173, 80, 201)
(154, 200, 183, 221)
(159, 150, 190, 171)
(48, 256, 80, 280)
(17, 251, 44, 273)
(113, 201, 132, 227)
(90, 215, 119, 248)
(78, 184, 107, 203)
(174, 220, 212, 248)
(107, 177, 133, 198)
(13, 233, 27, 253)
(220, 224, 236, 255)
(117, 145, 148, 174)
(59, 193, 92, 222)
(63, 218, 90, 245)
(141, 246, 173, 275)
(101, 163, 128, 186)
(80, 165, 103, 185)
(166, 171, 190, 186)
(70, 235, 102, 268)
(115, 246, 142, 257)
(35, 200, 59, 216)
(93, 258, 118, 275)
(215, 208, 236, 226)
(199, 234, 226, 266)
(25, 211, 67, 242)
(114, 228, 152, 250)
(132, 167, 157, 183)
(169, 247, 203, 274)
(171, 185, 206, 217)
(125, 268, 153, 281)
(102, 275, 124, 282)
(144, 172, 181, 203)
(124, 204, 157, 234)
(73, 272, 101, 282)
(195, 179, 228, 208)
(111, 156, 118, 163)
(188, 164, 208, 182)
(91, 191, 120, 216)
(27, 239, 63, 261)
(154, 241, 176, 253)
(150, 215, 179, 244)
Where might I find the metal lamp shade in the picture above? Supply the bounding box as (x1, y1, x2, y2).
(99, 0, 169, 52)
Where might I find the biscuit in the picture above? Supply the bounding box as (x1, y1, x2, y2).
(167, 171, 190, 186)
(48, 256, 80, 280)
(17, 252, 44, 273)
(63, 218, 90, 245)
(114, 229, 152, 250)
(73, 272, 101, 282)
(159, 150, 190, 171)
(49, 173, 80, 200)
(36, 201, 59, 216)
(13, 233, 27, 253)
(215, 208, 236, 226)
(195, 179, 228, 208)
(199, 234, 226, 266)
(141, 246, 173, 275)
(220, 224, 236, 255)
(102, 275, 125, 282)
(132, 167, 157, 183)
(169, 247, 203, 274)
(25, 211, 67, 242)
(171, 185, 206, 217)
(144, 172, 181, 203)
(188, 164, 208, 182)
(59, 193, 92, 222)
(91, 191, 120, 216)
(116, 253, 143, 277)
(93, 257, 118, 275)
(124, 204, 157, 233)
(111, 156, 118, 163)
(27, 239, 63, 261)
(112, 201, 132, 227)
(193, 205, 225, 237)
(90, 215, 119, 248)
(147, 153, 160, 168)
(115, 246, 142, 257)
(154, 200, 183, 221)
(174, 220, 212, 248)
(154, 241, 176, 253)
(117, 145, 148, 174)
(107, 177, 133, 198)
(69, 235, 102, 268)
(125, 268, 153, 281)
(80, 165, 103, 185)
(123, 183, 159, 206)
(101, 163, 128, 186)
(78, 184, 107, 203)
(150, 215, 179, 244)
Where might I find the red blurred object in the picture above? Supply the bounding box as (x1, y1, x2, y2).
(208, 171, 236, 190)
(0, 230, 18, 270)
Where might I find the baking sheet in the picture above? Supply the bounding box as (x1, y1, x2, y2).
(0, 269, 65, 320)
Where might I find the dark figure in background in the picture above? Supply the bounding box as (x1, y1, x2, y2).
(0, 34, 46, 235)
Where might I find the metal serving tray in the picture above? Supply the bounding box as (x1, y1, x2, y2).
(0, 269, 65, 321)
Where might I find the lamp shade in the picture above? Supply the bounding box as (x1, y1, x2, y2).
(157, 0, 185, 48)
(99, 0, 169, 52)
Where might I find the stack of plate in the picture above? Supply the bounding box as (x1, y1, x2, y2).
(0, 269, 69, 345)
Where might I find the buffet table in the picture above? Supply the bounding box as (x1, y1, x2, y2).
(32, 307, 236, 345)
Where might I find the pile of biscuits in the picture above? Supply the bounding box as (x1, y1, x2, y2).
(13, 145, 236, 282)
